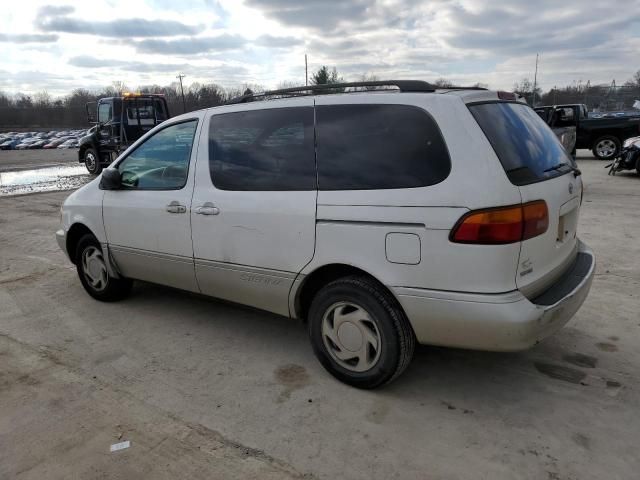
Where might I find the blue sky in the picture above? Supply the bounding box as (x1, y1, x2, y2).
(1, 0, 639, 96)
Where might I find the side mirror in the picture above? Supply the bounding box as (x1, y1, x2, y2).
(86, 101, 97, 124)
(99, 168, 121, 190)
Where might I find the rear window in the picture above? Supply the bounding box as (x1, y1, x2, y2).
(316, 104, 450, 190)
(469, 102, 573, 186)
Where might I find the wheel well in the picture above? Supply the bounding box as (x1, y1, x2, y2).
(66, 224, 94, 264)
(295, 264, 393, 321)
(592, 133, 621, 145)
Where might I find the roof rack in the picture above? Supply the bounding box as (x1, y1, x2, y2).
(225, 80, 438, 105)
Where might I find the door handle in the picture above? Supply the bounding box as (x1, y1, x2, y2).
(166, 201, 187, 214)
(195, 202, 220, 216)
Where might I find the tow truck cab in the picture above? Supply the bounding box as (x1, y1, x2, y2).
(79, 93, 170, 174)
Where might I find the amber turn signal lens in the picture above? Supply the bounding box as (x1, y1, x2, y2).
(451, 201, 548, 245)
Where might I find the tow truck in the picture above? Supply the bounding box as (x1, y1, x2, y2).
(78, 93, 170, 174)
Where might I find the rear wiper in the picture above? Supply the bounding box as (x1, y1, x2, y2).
(544, 163, 582, 177)
(543, 163, 569, 173)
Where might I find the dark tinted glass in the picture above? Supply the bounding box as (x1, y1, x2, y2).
(315, 104, 450, 190)
(469, 102, 573, 185)
(209, 107, 316, 191)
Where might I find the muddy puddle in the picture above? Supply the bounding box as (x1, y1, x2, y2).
(0, 165, 91, 196)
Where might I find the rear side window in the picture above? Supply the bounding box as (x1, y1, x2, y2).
(469, 102, 573, 186)
(209, 107, 315, 191)
(315, 104, 450, 190)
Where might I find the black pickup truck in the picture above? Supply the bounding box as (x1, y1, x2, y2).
(534, 104, 640, 159)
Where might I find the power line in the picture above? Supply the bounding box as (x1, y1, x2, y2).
(176, 73, 186, 113)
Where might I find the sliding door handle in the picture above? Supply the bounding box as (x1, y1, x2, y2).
(195, 202, 220, 216)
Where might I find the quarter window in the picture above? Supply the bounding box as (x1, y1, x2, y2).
(315, 104, 451, 190)
(208, 107, 316, 191)
(117, 120, 198, 190)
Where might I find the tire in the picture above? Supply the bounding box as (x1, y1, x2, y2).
(75, 234, 132, 302)
(636, 156, 640, 176)
(592, 135, 621, 160)
(308, 275, 415, 389)
(84, 147, 103, 175)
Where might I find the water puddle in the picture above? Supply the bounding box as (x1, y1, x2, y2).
(0, 165, 91, 196)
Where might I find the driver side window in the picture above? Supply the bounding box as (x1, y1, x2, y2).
(98, 103, 112, 123)
(117, 120, 198, 190)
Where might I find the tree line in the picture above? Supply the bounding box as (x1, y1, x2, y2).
(1, 67, 639, 129)
(513, 70, 640, 110)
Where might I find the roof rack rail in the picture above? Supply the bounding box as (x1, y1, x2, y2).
(225, 80, 437, 105)
(438, 86, 489, 91)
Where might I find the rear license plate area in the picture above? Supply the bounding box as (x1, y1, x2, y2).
(557, 208, 578, 244)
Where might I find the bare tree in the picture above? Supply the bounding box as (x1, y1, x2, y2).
(33, 90, 52, 108)
(625, 70, 640, 88)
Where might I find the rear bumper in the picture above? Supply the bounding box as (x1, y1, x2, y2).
(394, 240, 595, 351)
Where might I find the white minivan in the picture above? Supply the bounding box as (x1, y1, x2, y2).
(57, 81, 595, 388)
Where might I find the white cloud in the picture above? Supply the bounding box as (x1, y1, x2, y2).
(0, 0, 639, 96)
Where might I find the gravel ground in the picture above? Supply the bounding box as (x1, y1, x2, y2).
(0, 154, 638, 479)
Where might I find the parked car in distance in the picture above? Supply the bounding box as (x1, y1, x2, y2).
(58, 139, 79, 149)
(534, 103, 640, 159)
(28, 140, 47, 149)
(57, 81, 595, 388)
(0, 139, 19, 150)
(44, 138, 65, 149)
(15, 138, 39, 149)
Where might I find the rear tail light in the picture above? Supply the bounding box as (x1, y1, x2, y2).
(451, 201, 548, 244)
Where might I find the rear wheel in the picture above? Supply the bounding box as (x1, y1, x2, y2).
(308, 276, 415, 389)
(84, 147, 102, 175)
(75, 234, 132, 301)
(592, 136, 620, 160)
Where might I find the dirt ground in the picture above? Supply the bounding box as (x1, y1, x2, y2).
(0, 154, 638, 479)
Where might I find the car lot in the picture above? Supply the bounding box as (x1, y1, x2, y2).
(0, 153, 638, 479)
(0, 129, 87, 151)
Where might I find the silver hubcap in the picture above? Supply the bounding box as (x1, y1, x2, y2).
(82, 246, 108, 291)
(86, 152, 96, 170)
(321, 302, 381, 372)
(596, 140, 616, 158)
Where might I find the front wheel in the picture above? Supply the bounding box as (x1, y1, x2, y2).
(75, 234, 132, 301)
(84, 147, 103, 175)
(308, 276, 415, 389)
(592, 136, 621, 160)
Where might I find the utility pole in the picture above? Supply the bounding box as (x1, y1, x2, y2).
(532, 53, 539, 107)
(176, 73, 186, 113)
(305, 54, 308, 86)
